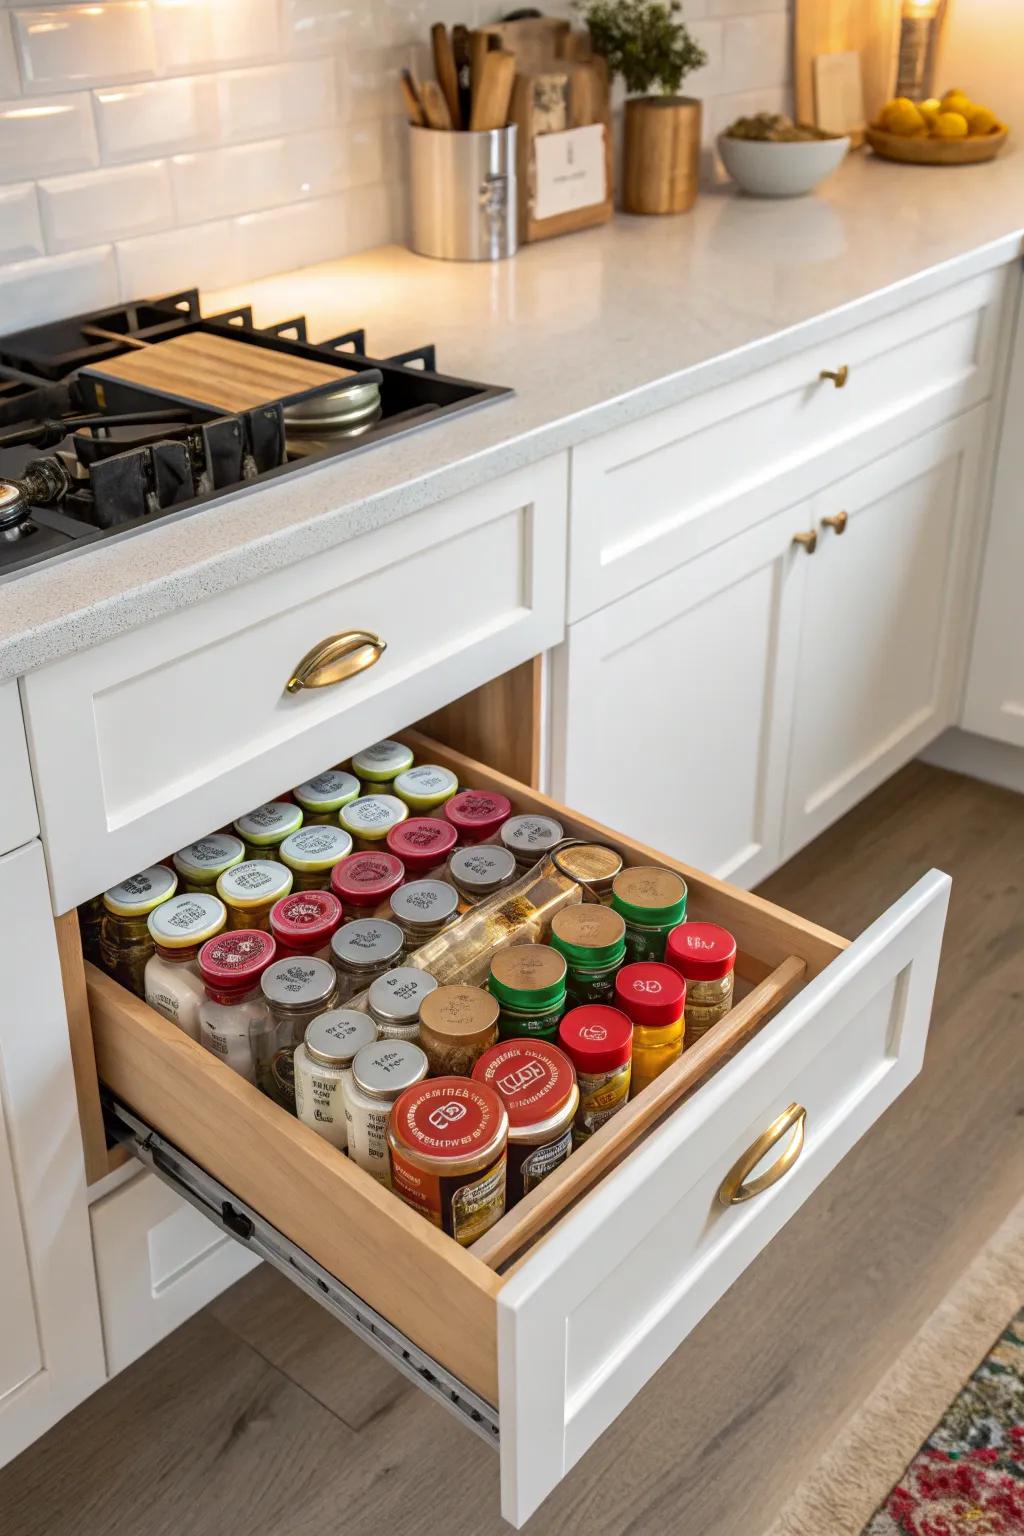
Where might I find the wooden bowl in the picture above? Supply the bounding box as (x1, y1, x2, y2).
(865, 124, 1008, 165)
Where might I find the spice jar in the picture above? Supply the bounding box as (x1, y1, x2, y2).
(100, 865, 178, 996)
(447, 844, 519, 909)
(233, 801, 304, 861)
(198, 929, 277, 1081)
(217, 859, 293, 931)
(292, 769, 360, 825)
(389, 878, 460, 947)
(553, 843, 624, 905)
(346, 1039, 428, 1185)
(367, 965, 438, 1041)
(293, 1008, 377, 1149)
(550, 904, 627, 1006)
(614, 962, 685, 1098)
(269, 889, 343, 960)
(350, 739, 414, 796)
(144, 892, 227, 1039)
(419, 985, 499, 1076)
(330, 850, 405, 918)
(501, 814, 565, 871)
(279, 824, 353, 891)
(489, 943, 567, 1042)
(330, 917, 404, 1002)
(387, 1077, 508, 1243)
(665, 922, 737, 1044)
(444, 789, 512, 846)
(339, 794, 408, 852)
(78, 894, 105, 963)
(393, 763, 459, 817)
(173, 834, 245, 894)
(611, 866, 688, 964)
(386, 816, 457, 878)
(258, 956, 339, 1109)
(557, 1005, 633, 1145)
(473, 1039, 578, 1205)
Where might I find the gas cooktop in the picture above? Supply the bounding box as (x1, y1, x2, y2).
(0, 287, 510, 579)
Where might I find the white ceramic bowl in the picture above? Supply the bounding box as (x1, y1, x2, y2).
(717, 132, 850, 197)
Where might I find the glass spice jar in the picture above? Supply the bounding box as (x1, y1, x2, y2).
(489, 943, 568, 1042)
(144, 892, 227, 1039)
(387, 1076, 508, 1244)
(386, 816, 458, 878)
(389, 878, 460, 948)
(78, 893, 106, 963)
(553, 843, 624, 905)
(279, 824, 353, 891)
(233, 800, 304, 862)
(392, 763, 459, 818)
(557, 1004, 633, 1145)
(293, 1008, 377, 1149)
(330, 850, 405, 918)
(664, 922, 737, 1044)
(550, 903, 627, 1006)
(500, 814, 565, 871)
(269, 889, 343, 960)
(197, 929, 277, 1082)
(447, 844, 519, 910)
(330, 917, 405, 1003)
(367, 965, 438, 1042)
(258, 956, 339, 1109)
(99, 865, 179, 996)
(611, 866, 688, 964)
(418, 984, 499, 1077)
(172, 833, 245, 895)
(217, 859, 293, 931)
(350, 739, 414, 796)
(443, 789, 513, 846)
(473, 1038, 578, 1206)
(345, 1039, 428, 1186)
(292, 769, 360, 825)
(338, 794, 408, 852)
(614, 962, 686, 1098)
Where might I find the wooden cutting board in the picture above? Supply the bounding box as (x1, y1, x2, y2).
(794, 0, 902, 129)
(85, 331, 354, 414)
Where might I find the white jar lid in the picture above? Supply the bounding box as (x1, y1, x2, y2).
(351, 1039, 428, 1100)
(217, 860, 293, 908)
(104, 865, 178, 916)
(172, 834, 245, 880)
(351, 740, 414, 781)
(293, 770, 360, 813)
(148, 892, 227, 948)
(233, 801, 303, 844)
(368, 966, 438, 1024)
(280, 824, 353, 872)
(338, 794, 408, 839)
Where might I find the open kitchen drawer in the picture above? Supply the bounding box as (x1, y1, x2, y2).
(66, 733, 949, 1527)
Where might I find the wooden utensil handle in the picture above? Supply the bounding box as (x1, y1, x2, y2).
(470, 48, 516, 131)
(432, 22, 462, 130)
(420, 78, 453, 131)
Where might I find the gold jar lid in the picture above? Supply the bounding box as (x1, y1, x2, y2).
(489, 943, 567, 1008)
(553, 842, 623, 892)
(550, 903, 625, 952)
(612, 865, 687, 916)
(419, 984, 500, 1047)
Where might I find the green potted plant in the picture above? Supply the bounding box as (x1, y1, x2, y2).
(576, 0, 708, 214)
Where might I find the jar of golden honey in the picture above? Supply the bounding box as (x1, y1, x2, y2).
(99, 865, 178, 996)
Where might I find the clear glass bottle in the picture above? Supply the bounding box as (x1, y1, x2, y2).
(216, 859, 293, 931)
(344, 1039, 428, 1186)
(338, 794, 408, 853)
(292, 769, 360, 826)
(197, 930, 277, 1083)
(367, 965, 438, 1042)
(500, 814, 565, 871)
(392, 763, 459, 818)
(330, 917, 405, 1003)
(172, 833, 245, 894)
(293, 1008, 377, 1149)
(350, 739, 414, 797)
(269, 889, 343, 961)
(78, 893, 106, 963)
(279, 824, 353, 891)
(389, 878, 460, 948)
(144, 892, 227, 1040)
(258, 957, 339, 1110)
(447, 844, 519, 910)
(233, 800, 303, 862)
(665, 922, 737, 1044)
(99, 865, 179, 996)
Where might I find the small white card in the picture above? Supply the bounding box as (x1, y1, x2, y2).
(533, 124, 607, 222)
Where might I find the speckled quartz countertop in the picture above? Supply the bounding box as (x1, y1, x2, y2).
(2, 147, 1023, 679)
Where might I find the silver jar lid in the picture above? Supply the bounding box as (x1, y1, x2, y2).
(330, 918, 404, 971)
(351, 1039, 428, 1101)
(304, 1008, 377, 1068)
(389, 879, 459, 929)
(500, 814, 565, 859)
(367, 966, 438, 1025)
(261, 957, 337, 1010)
(449, 844, 518, 892)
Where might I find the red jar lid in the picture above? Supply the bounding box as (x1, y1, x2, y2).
(665, 922, 737, 981)
(444, 790, 512, 840)
(558, 1005, 632, 1074)
(198, 929, 276, 995)
(330, 851, 405, 907)
(390, 1077, 508, 1165)
(614, 962, 686, 1028)
(270, 890, 343, 952)
(386, 817, 458, 874)
(472, 1040, 576, 1130)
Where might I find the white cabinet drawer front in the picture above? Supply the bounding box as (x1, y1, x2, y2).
(0, 680, 37, 856)
(570, 266, 1009, 618)
(22, 456, 567, 911)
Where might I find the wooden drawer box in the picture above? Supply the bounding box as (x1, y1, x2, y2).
(70, 736, 949, 1527)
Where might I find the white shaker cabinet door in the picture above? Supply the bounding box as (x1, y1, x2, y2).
(551, 500, 813, 888)
(0, 842, 105, 1466)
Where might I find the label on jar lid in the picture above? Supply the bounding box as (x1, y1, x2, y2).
(330, 917, 404, 968)
(350, 740, 414, 781)
(473, 1039, 576, 1129)
(217, 860, 293, 906)
(104, 865, 178, 916)
(234, 801, 304, 843)
(339, 795, 408, 837)
(199, 928, 276, 986)
(614, 961, 685, 1028)
(331, 851, 405, 902)
(173, 834, 245, 879)
(420, 984, 499, 1043)
(389, 879, 459, 928)
(304, 1008, 377, 1068)
(665, 922, 737, 981)
(386, 817, 457, 869)
(501, 814, 564, 857)
(293, 770, 360, 811)
(261, 957, 337, 1007)
(391, 1078, 507, 1163)
(351, 1039, 428, 1099)
(368, 965, 438, 1024)
(270, 889, 342, 942)
(557, 1005, 633, 1073)
(393, 764, 459, 804)
(449, 844, 518, 889)
(148, 892, 226, 948)
(280, 825, 353, 871)
(550, 904, 626, 965)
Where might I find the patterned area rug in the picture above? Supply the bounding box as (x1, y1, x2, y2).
(861, 1309, 1024, 1535)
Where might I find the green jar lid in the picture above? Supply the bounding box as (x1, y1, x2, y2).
(392, 763, 459, 812)
(489, 943, 567, 1010)
(234, 801, 303, 847)
(550, 904, 627, 969)
(611, 866, 687, 927)
(293, 770, 360, 815)
(351, 739, 414, 783)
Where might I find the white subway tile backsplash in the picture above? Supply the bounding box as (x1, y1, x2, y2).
(0, 91, 97, 181)
(115, 217, 235, 296)
(0, 181, 43, 260)
(720, 13, 791, 93)
(151, 0, 281, 74)
(344, 44, 410, 122)
(0, 13, 19, 96)
(684, 19, 723, 98)
(0, 244, 117, 330)
(341, 179, 404, 253)
(13, 3, 156, 91)
(283, 0, 370, 53)
(39, 158, 171, 252)
(217, 59, 335, 144)
(94, 75, 219, 161)
(231, 192, 347, 281)
(170, 138, 292, 222)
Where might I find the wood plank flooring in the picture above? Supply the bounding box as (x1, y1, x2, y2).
(2, 761, 1022, 1536)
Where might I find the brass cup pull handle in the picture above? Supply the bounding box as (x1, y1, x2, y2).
(792, 529, 818, 554)
(717, 1102, 807, 1206)
(819, 364, 849, 388)
(285, 630, 386, 694)
(821, 510, 849, 535)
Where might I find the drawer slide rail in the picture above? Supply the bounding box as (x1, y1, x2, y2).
(104, 1096, 500, 1450)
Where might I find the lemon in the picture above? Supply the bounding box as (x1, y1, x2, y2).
(882, 98, 926, 135)
(919, 98, 941, 127)
(934, 110, 969, 138)
(967, 105, 999, 136)
(941, 89, 973, 117)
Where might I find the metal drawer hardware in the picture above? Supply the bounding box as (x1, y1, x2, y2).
(821, 510, 849, 535)
(285, 630, 386, 694)
(819, 364, 849, 388)
(792, 530, 818, 554)
(717, 1102, 807, 1206)
(103, 1096, 500, 1449)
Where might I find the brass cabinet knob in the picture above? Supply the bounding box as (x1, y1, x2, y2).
(792, 529, 818, 554)
(821, 510, 849, 535)
(718, 1103, 807, 1206)
(819, 364, 849, 388)
(285, 630, 386, 694)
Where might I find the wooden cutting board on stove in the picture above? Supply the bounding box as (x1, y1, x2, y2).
(84, 331, 354, 414)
